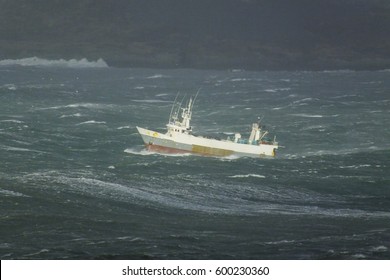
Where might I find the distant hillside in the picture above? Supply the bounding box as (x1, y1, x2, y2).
(1, 0, 390, 70)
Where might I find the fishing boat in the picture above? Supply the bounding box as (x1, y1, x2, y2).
(136, 93, 279, 157)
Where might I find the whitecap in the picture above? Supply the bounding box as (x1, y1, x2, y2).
(4, 147, 31, 152)
(266, 87, 290, 92)
(301, 125, 326, 131)
(371, 246, 388, 252)
(116, 236, 143, 241)
(264, 239, 295, 245)
(124, 148, 157, 156)
(76, 120, 106, 125)
(351, 254, 367, 259)
(124, 148, 192, 157)
(64, 103, 105, 109)
(230, 78, 250, 82)
(117, 126, 131, 130)
(23, 249, 50, 257)
(1, 84, 17, 90)
(37, 103, 109, 110)
(59, 113, 83, 118)
(290, 113, 323, 118)
(0, 145, 43, 153)
(293, 97, 318, 103)
(229, 174, 266, 178)
(0, 189, 30, 197)
(132, 99, 170, 103)
(330, 94, 358, 99)
(339, 164, 371, 169)
(0, 57, 108, 68)
(219, 154, 241, 161)
(322, 69, 355, 73)
(146, 74, 169, 79)
(0, 119, 24, 123)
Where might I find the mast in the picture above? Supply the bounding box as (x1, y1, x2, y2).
(166, 91, 199, 134)
(181, 97, 193, 129)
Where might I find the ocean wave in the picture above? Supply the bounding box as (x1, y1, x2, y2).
(117, 126, 132, 130)
(0, 84, 17, 90)
(370, 245, 388, 252)
(289, 113, 324, 118)
(0, 144, 43, 153)
(229, 174, 266, 178)
(0, 119, 24, 124)
(37, 103, 113, 111)
(301, 124, 326, 130)
(218, 154, 241, 161)
(330, 94, 358, 99)
(0, 57, 108, 68)
(23, 249, 50, 258)
(230, 78, 251, 82)
(146, 74, 170, 79)
(322, 69, 356, 73)
(284, 146, 388, 159)
(21, 171, 162, 205)
(131, 99, 170, 103)
(17, 170, 390, 219)
(124, 148, 192, 157)
(339, 164, 371, 169)
(264, 88, 291, 93)
(59, 113, 83, 118)
(0, 188, 30, 197)
(76, 120, 106, 125)
(124, 148, 160, 156)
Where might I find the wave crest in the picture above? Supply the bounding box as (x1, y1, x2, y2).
(0, 57, 108, 68)
(229, 174, 266, 178)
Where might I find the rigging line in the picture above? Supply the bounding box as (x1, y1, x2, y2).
(178, 93, 187, 111)
(169, 91, 180, 123)
(191, 87, 201, 112)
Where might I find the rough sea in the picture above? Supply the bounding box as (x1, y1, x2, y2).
(1, 58, 389, 259)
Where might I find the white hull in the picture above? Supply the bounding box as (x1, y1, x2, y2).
(136, 126, 277, 157)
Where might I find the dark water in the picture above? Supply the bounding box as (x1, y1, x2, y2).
(1, 62, 389, 259)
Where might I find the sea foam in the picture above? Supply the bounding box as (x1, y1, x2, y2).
(229, 174, 266, 178)
(76, 120, 106, 125)
(0, 57, 108, 68)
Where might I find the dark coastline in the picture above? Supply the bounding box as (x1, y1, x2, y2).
(1, 0, 390, 71)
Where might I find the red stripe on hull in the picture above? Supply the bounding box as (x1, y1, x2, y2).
(146, 144, 190, 154)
